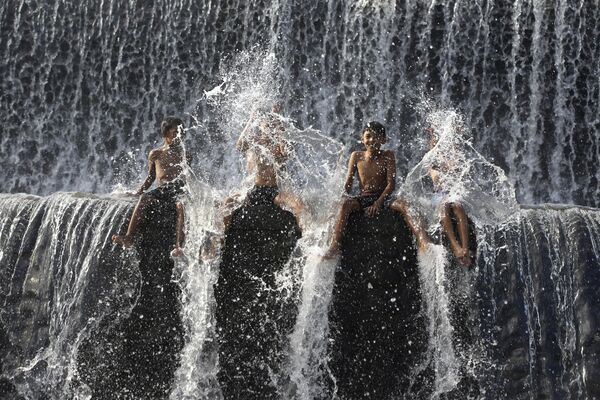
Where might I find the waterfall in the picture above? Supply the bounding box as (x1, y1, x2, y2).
(475, 206, 600, 398)
(3, 0, 600, 398)
(1, 0, 599, 205)
(0, 193, 140, 398)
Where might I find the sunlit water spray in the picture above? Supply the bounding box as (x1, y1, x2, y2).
(416, 245, 460, 396)
(165, 50, 346, 398)
(401, 106, 518, 396)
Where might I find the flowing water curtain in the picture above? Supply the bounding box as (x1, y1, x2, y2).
(474, 206, 600, 398)
(0, 194, 140, 398)
(2, 0, 600, 205)
(169, 183, 223, 399)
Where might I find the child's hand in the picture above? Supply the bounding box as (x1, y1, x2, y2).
(365, 200, 383, 218)
(171, 247, 185, 258)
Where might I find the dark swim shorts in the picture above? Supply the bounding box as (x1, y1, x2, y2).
(245, 185, 279, 206)
(146, 179, 185, 203)
(352, 191, 390, 209)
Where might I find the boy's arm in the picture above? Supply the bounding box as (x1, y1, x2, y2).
(236, 111, 257, 152)
(375, 152, 396, 206)
(136, 150, 157, 195)
(343, 152, 358, 194)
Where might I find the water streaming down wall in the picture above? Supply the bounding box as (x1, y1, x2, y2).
(2, 194, 600, 398)
(1, 0, 599, 205)
(0, 193, 185, 399)
(2, 0, 600, 398)
(475, 205, 600, 398)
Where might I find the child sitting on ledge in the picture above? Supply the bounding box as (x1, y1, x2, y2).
(222, 103, 304, 231)
(324, 121, 429, 259)
(425, 126, 474, 267)
(112, 116, 189, 257)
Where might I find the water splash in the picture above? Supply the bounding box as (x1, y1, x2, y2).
(402, 107, 518, 227)
(416, 244, 460, 397)
(169, 50, 346, 398)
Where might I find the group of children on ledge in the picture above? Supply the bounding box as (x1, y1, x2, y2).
(112, 108, 474, 268)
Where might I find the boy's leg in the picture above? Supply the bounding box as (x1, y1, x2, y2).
(200, 195, 240, 262)
(112, 194, 153, 247)
(221, 195, 240, 234)
(441, 202, 470, 266)
(274, 192, 305, 230)
(171, 202, 185, 257)
(323, 198, 361, 259)
(450, 203, 472, 267)
(389, 199, 430, 253)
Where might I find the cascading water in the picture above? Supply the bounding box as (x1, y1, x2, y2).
(3, 0, 600, 399)
(1, 0, 599, 205)
(0, 193, 141, 398)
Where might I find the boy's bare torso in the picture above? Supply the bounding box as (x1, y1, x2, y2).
(353, 150, 395, 193)
(150, 141, 186, 185)
(246, 150, 280, 186)
(241, 119, 287, 187)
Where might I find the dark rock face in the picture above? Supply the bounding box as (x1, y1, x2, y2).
(76, 200, 184, 399)
(328, 208, 426, 399)
(215, 202, 301, 400)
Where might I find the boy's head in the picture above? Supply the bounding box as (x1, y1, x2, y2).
(425, 127, 439, 149)
(362, 121, 387, 148)
(271, 102, 282, 114)
(161, 116, 184, 143)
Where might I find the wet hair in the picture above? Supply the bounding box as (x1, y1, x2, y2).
(364, 121, 386, 138)
(160, 116, 184, 137)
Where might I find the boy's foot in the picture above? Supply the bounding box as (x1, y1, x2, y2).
(322, 245, 340, 260)
(457, 250, 473, 268)
(112, 234, 134, 248)
(200, 235, 222, 262)
(171, 247, 185, 258)
(451, 246, 473, 267)
(416, 239, 430, 254)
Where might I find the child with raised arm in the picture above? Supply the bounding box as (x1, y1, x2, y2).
(222, 103, 304, 231)
(112, 117, 188, 257)
(324, 121, 429, 259)
(425, 126, 474, 267)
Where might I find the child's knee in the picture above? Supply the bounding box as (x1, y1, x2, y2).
(390, 199, 405, 212)
(341, 198, 359, 212)
(450, 202, 467, 220)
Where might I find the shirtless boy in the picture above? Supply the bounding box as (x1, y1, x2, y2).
(324, 121, 429, 258)
(425, 127, 473, 267)
(112, 116, 188, 257)
(223, 103, 303, 230)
